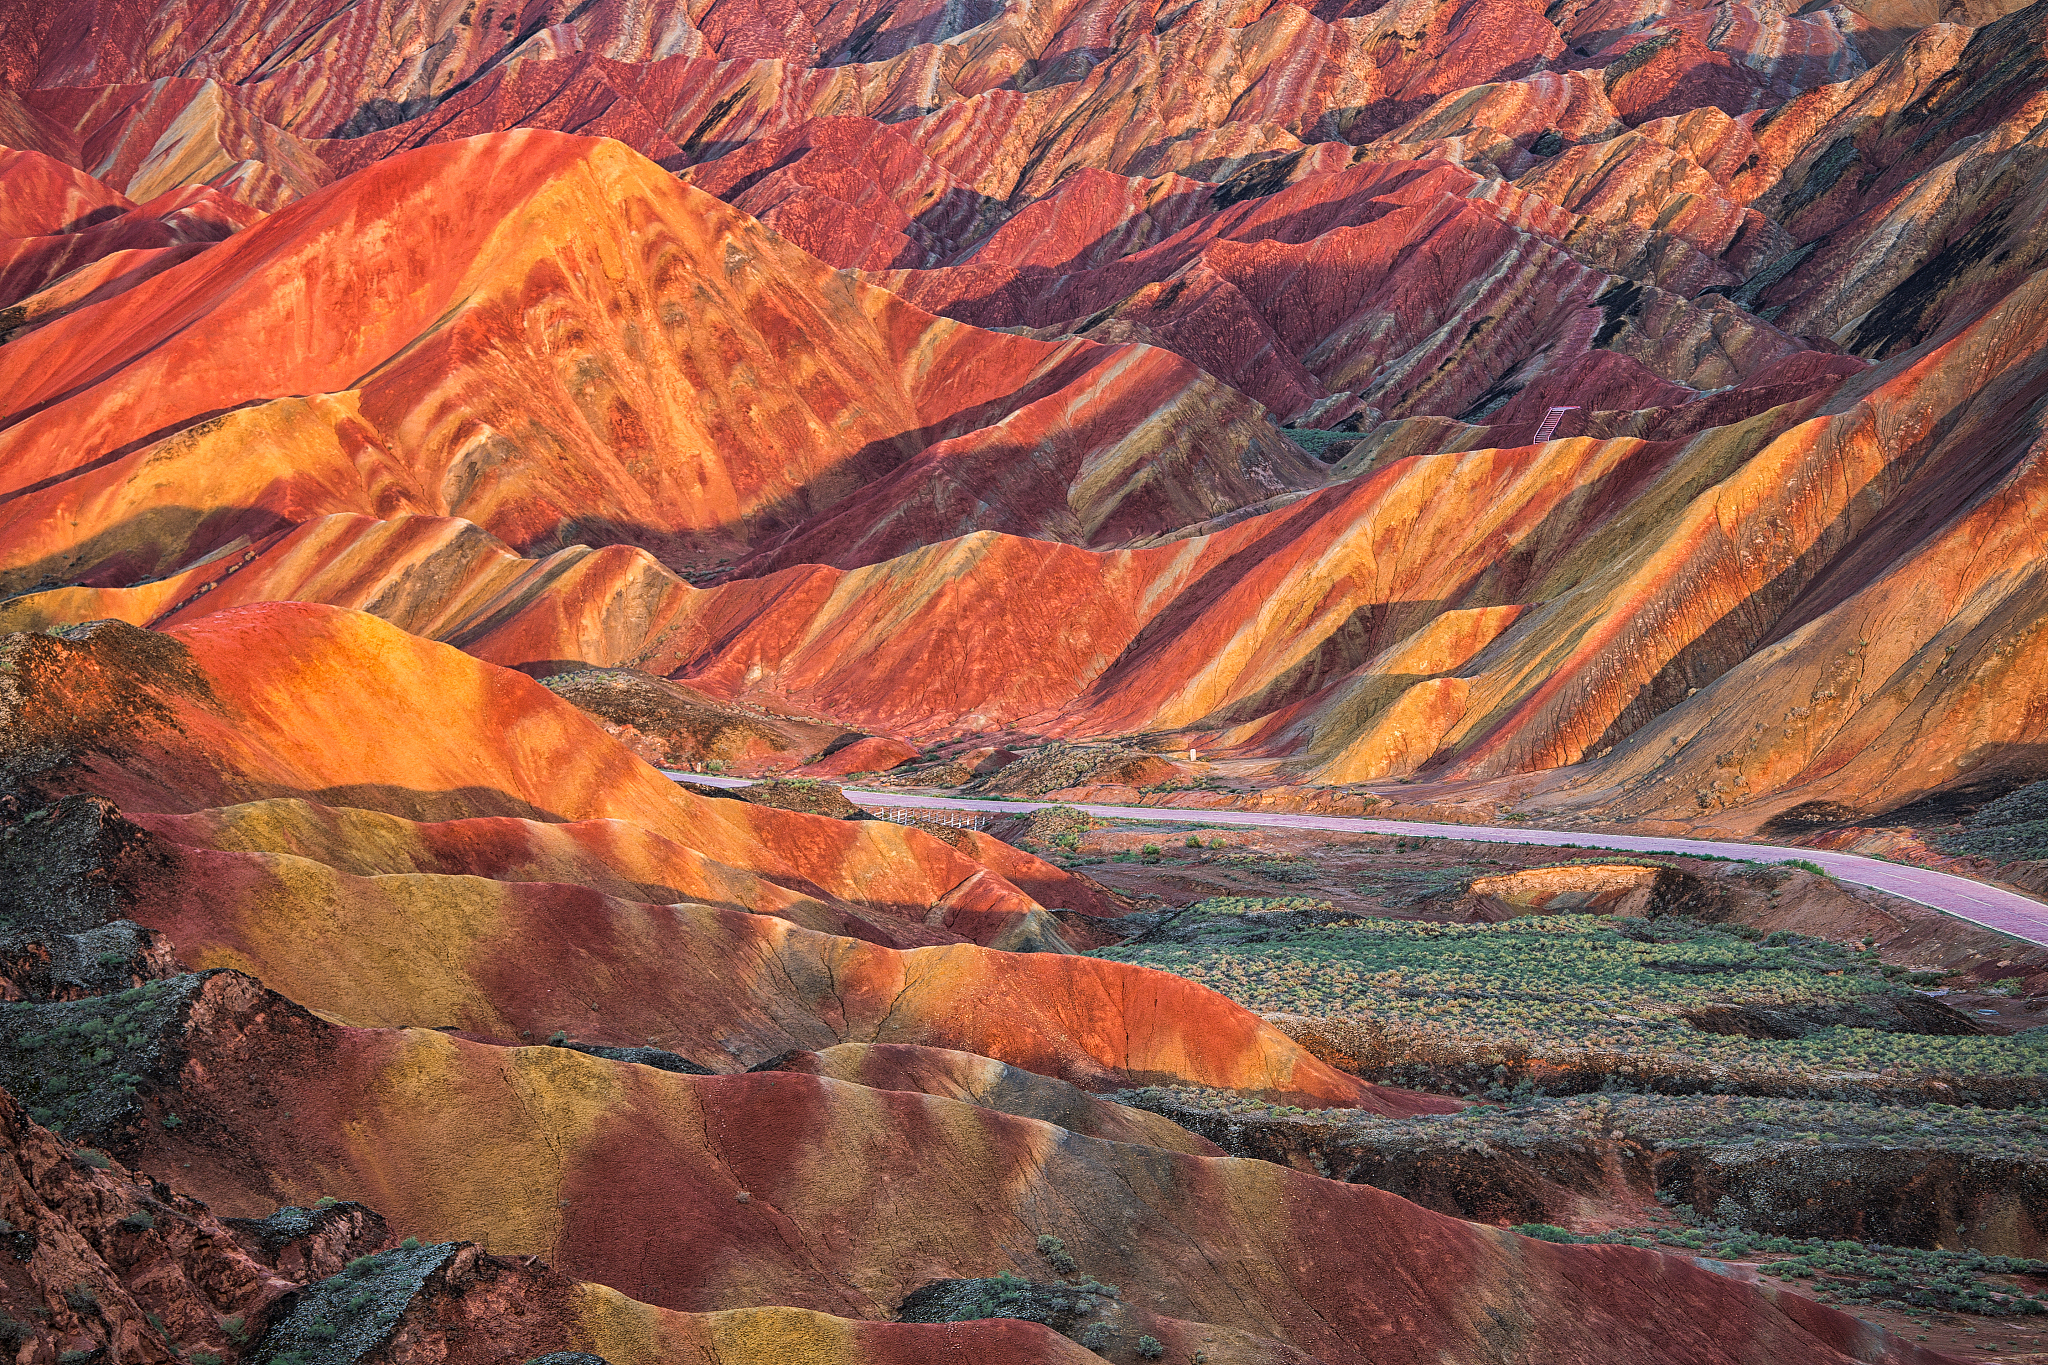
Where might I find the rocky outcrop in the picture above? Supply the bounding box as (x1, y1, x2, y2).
(540, 668, 852, 770)
(1461, 863, 1666, 919)
(0, 1083, 301, 1364)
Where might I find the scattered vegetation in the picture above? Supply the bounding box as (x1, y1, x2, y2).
(897, 1269, 1125, 1344)
(253, 1241, 454, 1365)
(724, 778, 863, 819)
(0, 974, 205, 1136)
(1515, 1223, 2048, 1317)
(1218, 851, 1318, 883)
(1124, 1085, 2048, 1160)
(1037, 1235, 1078, 1273)
(1352, 861, 1501, 904)
(980, 742, 1158, 796)
(1096, 914, 2037, 1099)
(1936, 780, 2048, 862)
(1015, 805, 1103, 853)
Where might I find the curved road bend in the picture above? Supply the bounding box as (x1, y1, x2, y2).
(666, 772, 2048, 949)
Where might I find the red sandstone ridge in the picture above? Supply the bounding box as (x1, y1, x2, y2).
(5, 0, 2048, 1355)
(0, 130, 1315, 599)
(42, 969, 1952, 1365)
(0, 604, 1425, 1108)
(0, 146, 259, 331)
(799, 735, 923, 776)
(1, 0, 2044, 831)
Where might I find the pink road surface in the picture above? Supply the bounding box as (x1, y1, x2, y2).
(670, 772, 2048, 947)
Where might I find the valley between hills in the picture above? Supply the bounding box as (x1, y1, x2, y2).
(4, 0, 2048, 1360)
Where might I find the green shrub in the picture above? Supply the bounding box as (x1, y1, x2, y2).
(1511, 1224, 1583, 1243)
(1036, 1234, 1077, 1274)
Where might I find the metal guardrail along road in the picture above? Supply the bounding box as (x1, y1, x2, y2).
(863, 805, 991, 831)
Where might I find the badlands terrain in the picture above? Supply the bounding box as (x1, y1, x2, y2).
(4, 0, 2048, 1359)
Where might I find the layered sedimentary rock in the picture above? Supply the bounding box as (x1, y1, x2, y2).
(7, 0, 2048, 1353)
(0, 131, 1314, 601)
(0, 1081, 1116, 1365)
(0, 604, 1422, 1107)
(12, 249, 2042, 828)
(4, 0, 2048, 826)
(51, 969, 1951, 1365)
(0, 145, 259, 324)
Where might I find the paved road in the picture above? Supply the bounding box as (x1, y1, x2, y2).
(668, 772, 2048, 948)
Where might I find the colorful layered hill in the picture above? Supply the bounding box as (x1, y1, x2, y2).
(12, 244, 2044, 831)
(3, 603, 1433, 1106)
(6, 596, 1975, 1362)
(3, 0, 2047, 826)
(0, 129, 1313, 601)
(0, 962, 1965, 1365)
(2, 0, 2047, 1349)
